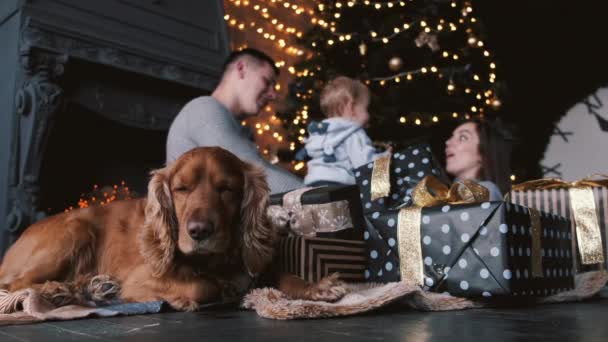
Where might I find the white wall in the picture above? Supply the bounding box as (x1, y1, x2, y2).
(542, 87, 608, 180)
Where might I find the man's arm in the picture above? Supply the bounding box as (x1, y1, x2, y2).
(167, 99, 303, 194)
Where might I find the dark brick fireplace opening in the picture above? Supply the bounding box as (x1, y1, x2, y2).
(38, 103, 164, 214)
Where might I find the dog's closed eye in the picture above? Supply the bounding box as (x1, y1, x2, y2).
(172, 184, 190, 193)
(217, 185, 234, 194)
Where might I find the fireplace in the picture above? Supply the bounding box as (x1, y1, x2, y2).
(0, 0, 229, 256)
(38, 102, 164, 214)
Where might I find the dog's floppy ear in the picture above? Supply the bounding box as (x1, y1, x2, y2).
(240, 162, 275, 276)
(139, 165, 177, 277)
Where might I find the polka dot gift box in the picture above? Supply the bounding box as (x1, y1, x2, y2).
(354, 143, 448, 215)
(364, 201, 575, 298)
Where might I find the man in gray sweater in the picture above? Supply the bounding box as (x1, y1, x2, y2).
(166, 48, 303, 194)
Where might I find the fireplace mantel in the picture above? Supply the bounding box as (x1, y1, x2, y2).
(0, 0, 230, 256)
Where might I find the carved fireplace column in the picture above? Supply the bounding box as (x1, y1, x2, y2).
(5, 49, 68, 236)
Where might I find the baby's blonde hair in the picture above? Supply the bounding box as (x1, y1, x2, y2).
(320, 76, 370, 118)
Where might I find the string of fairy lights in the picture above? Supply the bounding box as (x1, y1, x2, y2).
(323, 0, 496, 89)
(63, 182, 134, 212)
(287, 0, 502, 148)
(224, 3, 306, 56)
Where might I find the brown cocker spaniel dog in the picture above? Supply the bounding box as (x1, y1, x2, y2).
(0, 147, 346, 310)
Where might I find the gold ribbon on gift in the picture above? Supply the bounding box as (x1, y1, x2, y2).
(511, 175, 606, 265)
(266, 187, 354, 237)
(397, 176, 491, 285)
(511, 174, 608, 192)
(571, 187, 605, 265)
(398, 206, 423, 285)
(370, 154, 392, 201)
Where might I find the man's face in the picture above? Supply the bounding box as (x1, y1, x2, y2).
(238, 60, 277, 116)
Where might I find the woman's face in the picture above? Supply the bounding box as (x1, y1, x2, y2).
(445, 122, 482, 180)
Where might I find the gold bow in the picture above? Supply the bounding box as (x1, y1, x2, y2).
(397, 176, 490, 285)
(369, 153, 490, 204)
(411, 175, 490, 207)
(511, 175, 606, 265)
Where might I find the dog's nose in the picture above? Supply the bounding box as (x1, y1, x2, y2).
(187, 221, 214, 241)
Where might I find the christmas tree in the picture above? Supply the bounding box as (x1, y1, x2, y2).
(284, 0, 503, 160)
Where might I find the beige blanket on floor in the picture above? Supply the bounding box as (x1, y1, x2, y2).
(242, 271, 608, 320)
(1, 271, 605, 324)
(0, 288, 121, 326)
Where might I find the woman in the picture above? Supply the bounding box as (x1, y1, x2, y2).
(445, 118, 515, 201)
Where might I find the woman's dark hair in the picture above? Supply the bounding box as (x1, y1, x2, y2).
(472, 117, 517, 194)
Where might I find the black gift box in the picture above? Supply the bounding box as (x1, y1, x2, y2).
(364, 201, 575, 298)
(278, 236, 367, 283)
(354, 143, 448, 214)
(269, 185, 365, 240)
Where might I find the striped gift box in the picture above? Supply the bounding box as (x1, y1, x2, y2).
(509, 187, 608, 272)
(279, 236, 367, 283)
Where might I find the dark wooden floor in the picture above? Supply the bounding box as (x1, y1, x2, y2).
(1, 299, 607, 342)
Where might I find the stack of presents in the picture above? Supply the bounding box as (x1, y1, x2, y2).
(267, 143, 607, 298)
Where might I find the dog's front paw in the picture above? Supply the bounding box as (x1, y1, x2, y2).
(169, 297, 200, 312)
(304, 273, 348, 302)
(40, 281, 83, 307)
(88, 274, 120, 302)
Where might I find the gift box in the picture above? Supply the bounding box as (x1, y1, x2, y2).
(267, 185, 365, 240)
(278, 236, 367, 283)
(354, 143, 448, 214)
(364, 201, 575, 298)
(509, 183, 608, 273)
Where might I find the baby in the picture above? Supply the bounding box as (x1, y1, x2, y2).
(303, 76, 388, 186)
